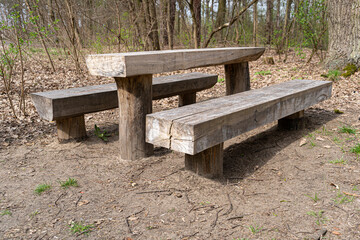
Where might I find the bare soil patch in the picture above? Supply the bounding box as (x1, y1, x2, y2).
(1, 49, 360, 239)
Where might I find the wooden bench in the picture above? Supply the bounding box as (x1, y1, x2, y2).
(31, 72, 217, 141)
(146, 79, 332, 178)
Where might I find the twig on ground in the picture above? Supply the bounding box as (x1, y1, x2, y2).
(343, 191, 360, 197)
(55, 192, 67, 206)
(306, 228, 327, 240)
(227, 215, 244, 221)
(125, 208, 145, 234)
(222, 192, 233, 216)
(75, 195, 82, 207)
(135, 190, 171, 194)
(182, 231, 199, 239)
(210, 208, 223, 228)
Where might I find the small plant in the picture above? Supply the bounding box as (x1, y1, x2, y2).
(333, 192, 354, 204)
(217, 77, 225, 83)
(1, 209, 12, 216)
(249, 224, 262, 234)
(329, 157, 347, 164)
(34, 184, 51, 195)
(310, 140, 316, 148)
(255, 70, 271, 76)
(305, 193, 319, 202)
(306, 210, 327, 225)
(321, 69, 341, 81)
(60, 178, 79, 188)
(338, 126, 357, 134)
(350, 144, 360, 155)
(352, 185, 359, 191)
(30, 210, 40, 218)
(94, 124, 110, 142)
(333, 137, 341, 144)
(69, 221, 94, 235)
(334, 109, 344, 114)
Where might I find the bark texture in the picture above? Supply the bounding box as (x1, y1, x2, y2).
(326, 0, 360, 69)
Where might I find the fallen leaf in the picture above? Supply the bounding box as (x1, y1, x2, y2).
(330, 183, 340, 189)
(300, 138, 307, 146)
(128, 216, 138, 221)
(331, 231, 341, 235)
(316, 137, 325, 141)
(324, 145, 331, 149)
(78, 200, 90, 206)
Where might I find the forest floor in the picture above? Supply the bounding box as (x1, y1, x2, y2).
(0, 48, 360, 240)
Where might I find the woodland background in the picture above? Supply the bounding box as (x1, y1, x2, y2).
(0, 0, 358, 119)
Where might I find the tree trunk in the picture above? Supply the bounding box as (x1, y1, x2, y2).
(266, 0, 273, 45)
(253, 1, 257, 46)
(276, 0, 281, 30)
(189, 0, 201, 48)
(215, 0, 226, 40)
(326, 0, 360, 69)
(281, 0, 292, 51)
(167, 0, 176, 49)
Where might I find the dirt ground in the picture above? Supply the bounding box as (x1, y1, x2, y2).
(1, 49, 360, 240)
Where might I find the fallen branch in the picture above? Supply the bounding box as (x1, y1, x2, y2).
(210, 208, 223, 228)
(203, 0, 259, 48)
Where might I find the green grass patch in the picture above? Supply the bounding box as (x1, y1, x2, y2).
(306, 210, 327, 225)
(305, 193, 319, 202)
(248, 224, 262, 234)
(333, 192, 354, 204)
(217, 77, 225, 83)
(338, 126, 357, 134)
(350, 144, 360, 155)
(1, 209, 12, 216)
(321, 69, 342, 81)
(255, 70, 271, 76)
(69, 221, 94, 235)
(329, 157, 347, 164)
(34, 184, 51, 195)
(60, 178, 79, 188)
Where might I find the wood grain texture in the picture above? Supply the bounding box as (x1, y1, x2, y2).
(146, 80, 332, 155)
(116, 75, 153, 160)
(31, 73, 217, 121)
(56, 115, 86, 142)
(225, 62, 250, 95)
(86, 47, 265, 77)
(185, 143, 224, 178)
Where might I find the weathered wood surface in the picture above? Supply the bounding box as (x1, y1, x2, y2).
(146, 80, 332, 155)
(225, 62, 250, 94)
(116, 75, 153, 160)
(185, 143, 224, 178)
(56, 115, 86, 141)
(86, 47, 265, 77)
(31, 72, 217, 121)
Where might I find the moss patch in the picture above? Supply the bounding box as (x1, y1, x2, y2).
(342, 64, 358, 77)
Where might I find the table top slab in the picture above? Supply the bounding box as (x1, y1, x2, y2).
(86, 47, 265, 77)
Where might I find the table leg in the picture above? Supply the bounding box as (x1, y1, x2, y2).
(225, 62, 250, 94)
(115, 75, 153, 160)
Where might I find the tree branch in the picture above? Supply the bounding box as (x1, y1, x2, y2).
(203, 0, 259, 48)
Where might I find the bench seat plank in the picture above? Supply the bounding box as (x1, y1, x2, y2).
(86, 47, 265, 77)
(146, 80, 332, 155)
(31, 72, 217, 121)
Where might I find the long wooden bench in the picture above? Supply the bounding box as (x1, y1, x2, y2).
(31, 72, 217, 141)
(146, 79, 332, 178)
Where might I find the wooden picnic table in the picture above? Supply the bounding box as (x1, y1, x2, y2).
(86, 47, 265, 160)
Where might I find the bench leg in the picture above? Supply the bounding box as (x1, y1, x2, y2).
(56, 115, 87, 142)
(115, 75, 153, 160)
(185, 143, 224, 178)
(278, 110, 305, 130)
(225, 62, 250, 95)
(178, 92, 196, 107)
